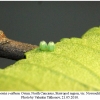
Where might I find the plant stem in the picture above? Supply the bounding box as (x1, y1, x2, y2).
(0, 30, 38, 60)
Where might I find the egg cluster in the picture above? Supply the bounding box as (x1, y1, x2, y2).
(39, 41, 55, 51)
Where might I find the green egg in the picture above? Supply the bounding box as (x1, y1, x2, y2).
(48, 41, 55, 51)
(39, 41, 47, 51)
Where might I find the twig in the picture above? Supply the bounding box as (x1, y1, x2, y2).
(0, 30, 38, 60)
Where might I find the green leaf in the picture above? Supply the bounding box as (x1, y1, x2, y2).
(0, 27, 100, 91)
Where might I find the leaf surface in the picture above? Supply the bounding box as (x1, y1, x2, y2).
(0, 27, 100, 91)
